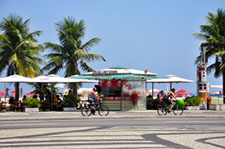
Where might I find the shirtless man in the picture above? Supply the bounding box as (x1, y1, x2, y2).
(88, 85, 101, 114)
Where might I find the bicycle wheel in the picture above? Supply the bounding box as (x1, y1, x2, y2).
(173, 104, 183, 115)
(81, 107, 92, 116)
(157, 106, 167, 116)
(98, 105, 109, 116)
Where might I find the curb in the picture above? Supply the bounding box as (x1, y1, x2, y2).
(0, 115, 225, 121)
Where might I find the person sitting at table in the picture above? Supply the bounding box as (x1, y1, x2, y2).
(22, 95, 27, 102)
(9, 96, 15, 111)
(56, 95, 63, 111)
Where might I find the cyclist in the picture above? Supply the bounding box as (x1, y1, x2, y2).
(88, 85, 101, 115)
(158, 90, 165, 102)
(165, 88, 177, 112)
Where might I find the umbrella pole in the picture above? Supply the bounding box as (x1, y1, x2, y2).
(121, 81, 123, 111)
(51, 84, 53, 111)
(41, 84, 44, 94)
(4, 83, 6, 102)
(170, 83, 172, 90)
(152, 83, 154, 98)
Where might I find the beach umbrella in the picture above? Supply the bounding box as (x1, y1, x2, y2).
(32, 75, 68, 83)
(55, 84, 66, 88)
(26, 92, 34, 98)
(175, 89, 187, 98)
(33, 74, 98, 83)
(188, 91, 197, 96)
(0, 91, 5, 96)
(166, 75, 194, 83)
(148, 89, 159, 93)
(0, 75, 34, 100)
(0, 75, 33, 83)
(78, 88, 93, 96)
(32, 74, 97, 110)
(148, 89, 159, 96)
(191, 92, 198, 96)
(147, 75, 194, 83)
(212, 91, 223, 95)
(147, 75, 194, 93)
(11, 90, 15, 96)
(176, 89, 187, 94)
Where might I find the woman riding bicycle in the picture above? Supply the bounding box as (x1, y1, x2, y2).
(166, 88, 177, 112)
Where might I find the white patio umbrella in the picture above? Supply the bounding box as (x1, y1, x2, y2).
(147, 75, 194, 83)
(0, 75, 33, 83)
(32, 74, 70, 83)
(55, 84, 66, 88)
(148, 89, 159, 93)
(147, 74, 194, 96)
(33, 74, 98, 83)
(148, 89, 159, 96)
(166, 75, 195, 83)
(0, 75, 34, 101)
(32, 74, 97, 110)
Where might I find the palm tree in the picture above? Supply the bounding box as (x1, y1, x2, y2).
(43, 17, 105, 96)
(0, 14, 45, 100)
(194, 9, 225, 103)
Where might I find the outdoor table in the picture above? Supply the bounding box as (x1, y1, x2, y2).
(78, 96, 89, 108)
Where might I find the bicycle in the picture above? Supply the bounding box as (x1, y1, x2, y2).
(81, 98, 109, 116)
(157, 100, 184, 116)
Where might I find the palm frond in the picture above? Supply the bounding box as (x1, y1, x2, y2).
(47, 65, 63, 75)
(79, 60, 94, 72)
(42, 62, 59, 71)
(44, 42, 62, 52)
(0, 33, 10, 43)
(84, 53, 106, 62)
(192, 33, 209, 40)
(81, 38, 101, 52)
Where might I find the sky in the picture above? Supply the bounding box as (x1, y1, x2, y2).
(0, 0, 225, 94)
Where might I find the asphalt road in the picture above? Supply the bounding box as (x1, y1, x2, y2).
(0, 117, 225, 128)
(0, 117, 225, 148)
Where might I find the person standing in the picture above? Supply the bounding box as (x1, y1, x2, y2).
(131, 93, 138, 109)
(4, 88, 9, 99)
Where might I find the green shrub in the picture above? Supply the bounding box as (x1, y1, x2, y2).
(24, 98, 41, 108)
(63, 94, 80, 107)
(186, 96, 202, 106)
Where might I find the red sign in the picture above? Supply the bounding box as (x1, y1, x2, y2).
(199, 67, 205, 71)
(99, 81, 121, 87)
(93, 70, 118, 74)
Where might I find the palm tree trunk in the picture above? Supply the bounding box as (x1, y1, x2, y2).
(222, 58, 225, 104)
(72, 83, 78, 97)
(15, 82, 19, 101)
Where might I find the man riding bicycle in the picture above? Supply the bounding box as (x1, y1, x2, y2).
(88, 85, 101, 115)
(165, 88, 177, 112)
